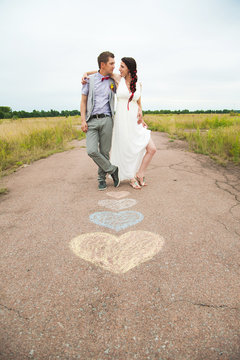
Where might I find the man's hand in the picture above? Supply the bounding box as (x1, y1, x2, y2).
(81, 73, 89, 85)
(81, 120, 88, 133)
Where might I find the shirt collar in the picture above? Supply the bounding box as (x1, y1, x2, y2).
(98, 71, 109, 79)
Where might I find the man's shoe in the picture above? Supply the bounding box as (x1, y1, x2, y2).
(111, 167, 120, 187)
(98, 180, 107, 191)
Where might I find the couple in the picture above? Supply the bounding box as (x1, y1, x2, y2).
(80, 51, 156, 191)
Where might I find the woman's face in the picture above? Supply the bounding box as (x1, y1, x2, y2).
(119, 61, 129, 78)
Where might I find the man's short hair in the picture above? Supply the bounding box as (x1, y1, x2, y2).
(98, 51, 114, 69)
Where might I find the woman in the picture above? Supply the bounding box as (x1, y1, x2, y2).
(83, 57, 156, 189)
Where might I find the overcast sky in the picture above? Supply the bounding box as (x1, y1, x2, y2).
(0, 0, 239, 111)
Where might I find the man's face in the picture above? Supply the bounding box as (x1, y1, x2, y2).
(102, 57, 115, 75)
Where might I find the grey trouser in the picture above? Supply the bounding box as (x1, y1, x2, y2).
(86, 116, 116, 181)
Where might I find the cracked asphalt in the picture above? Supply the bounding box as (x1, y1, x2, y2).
(0, 132, 240, 360)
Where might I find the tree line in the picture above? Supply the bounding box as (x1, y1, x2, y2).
(143, 109, 240, 115)
(0, 107, 80, 119)
(0, 106, 239, 119)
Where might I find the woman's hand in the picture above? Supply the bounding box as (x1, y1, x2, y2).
(81, 73, 89, 85)
(137, 110, 148, 128)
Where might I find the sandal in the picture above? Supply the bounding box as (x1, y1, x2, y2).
(130, 177, 142, 189)
(136, 175, 147, 187)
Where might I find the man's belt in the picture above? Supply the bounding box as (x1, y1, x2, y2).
(90, 114, 110, 119)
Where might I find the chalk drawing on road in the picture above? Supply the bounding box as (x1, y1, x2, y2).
(89, 211, 144, 232)
(70, 231, 164, 273)
(98, 198, 137, 211)
(106, 191, 130, 199)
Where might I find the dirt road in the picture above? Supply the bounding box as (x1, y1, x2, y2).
(0, 132, 239, 359)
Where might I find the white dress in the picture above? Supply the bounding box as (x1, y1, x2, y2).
(110, 77, 151, 181)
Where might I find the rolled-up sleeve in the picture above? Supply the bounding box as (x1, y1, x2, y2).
(82, 79, 89, 96)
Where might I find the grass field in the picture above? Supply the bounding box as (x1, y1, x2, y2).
(0, 116, 84, 177)
(144, 113, 240, 164)
(0, 113, 239, 181)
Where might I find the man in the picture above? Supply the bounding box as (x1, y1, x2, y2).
(80, 51, 119, 191)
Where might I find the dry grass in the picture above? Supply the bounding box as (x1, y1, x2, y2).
(1, 113, 239, 179)
(144, 113, 240, 164)
(0, 116, 84, 176)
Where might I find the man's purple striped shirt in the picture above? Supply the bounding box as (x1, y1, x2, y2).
(82, 72, 112, 116)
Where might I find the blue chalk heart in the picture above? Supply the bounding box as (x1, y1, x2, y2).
(89, 211, 144, 232)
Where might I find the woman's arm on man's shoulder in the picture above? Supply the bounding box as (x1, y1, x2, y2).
(110, 73, 121, 84)
(81, 70, 97, 84)
(81, 71, 121, 85)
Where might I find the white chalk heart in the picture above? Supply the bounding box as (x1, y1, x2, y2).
(106, 191, 130, 199)
(98, 198, 137, 211)
(70, 231, 164, 273)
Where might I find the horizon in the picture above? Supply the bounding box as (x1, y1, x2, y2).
(1, 106, 240, 115)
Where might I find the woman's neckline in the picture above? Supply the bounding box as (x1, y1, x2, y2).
(123, 78, 132, 94)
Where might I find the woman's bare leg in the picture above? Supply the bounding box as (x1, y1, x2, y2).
(136, 138, 156, 181)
